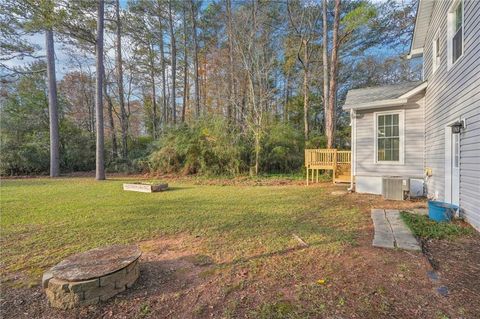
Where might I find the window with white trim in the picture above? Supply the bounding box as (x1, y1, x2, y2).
(376, 112, 402, 163)
(432, 31, 440, 74)
(448, 0, 463, 68)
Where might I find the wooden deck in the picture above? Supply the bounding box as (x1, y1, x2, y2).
(305, 149, 351, 184)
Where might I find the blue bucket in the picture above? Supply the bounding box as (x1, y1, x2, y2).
(428, 201, 458, 222)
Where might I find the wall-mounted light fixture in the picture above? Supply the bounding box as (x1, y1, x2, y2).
(451, 119, 466, 134)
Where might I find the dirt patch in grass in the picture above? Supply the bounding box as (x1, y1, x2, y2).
(3, 232, 479, 319)
(420, 236, 480, 318)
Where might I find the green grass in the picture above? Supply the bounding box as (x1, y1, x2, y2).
(400, 211, 474, 240)
(0, 178, 364, 286)
(253, 300, 298, 319)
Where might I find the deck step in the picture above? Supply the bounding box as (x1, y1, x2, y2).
(335, 175, 351, 183)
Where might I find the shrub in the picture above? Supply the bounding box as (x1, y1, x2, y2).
(106, 136, 154, 174)
(60, 120, 96, 172)
(260, 122, 304, 173)
(0, 138, 50, 175)
(148, 117, 246, 176)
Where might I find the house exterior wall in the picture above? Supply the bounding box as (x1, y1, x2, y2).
(354, 94, 425, 194)
(422, 0, 480, 230)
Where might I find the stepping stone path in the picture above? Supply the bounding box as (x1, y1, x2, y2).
(43, 245, 141, 309)
(371, 209, 421, 251)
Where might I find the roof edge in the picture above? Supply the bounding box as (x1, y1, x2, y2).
(407, 48, 424, 59)
(409, 0, 434, 57)
(343, 98, 408, 111)
(398, 81, 427, 99)
(408, 0, 422, 56)
(344, 81, 427, 111)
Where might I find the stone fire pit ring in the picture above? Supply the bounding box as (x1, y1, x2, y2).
(43, 244, 141, 309)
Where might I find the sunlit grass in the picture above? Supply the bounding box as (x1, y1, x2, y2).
(400, 211, 474, 240)
(0, 177, 364, 285)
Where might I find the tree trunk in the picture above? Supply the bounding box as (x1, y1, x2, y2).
(168, 0, 177, 124)
(226, 0, 234, 123)
(322, 0, 329, 136)
(150, 43, 158, 138)
(157, 9, 167, 127)
(182, 2, 188, 122)
(303, 68, 309, 140)
(103, 80, 118, 159)
(254, 133, 260, 176)
(202, 57, 207, 109)
(190, 0, 200, 118)
(45, 28, 60, 177)
(283, 72, 289, 122)
(303, 40, 309, 140)
(95, 0, 106, 180)
(115, 0, 128, 159)
(326, 0, 341, 149)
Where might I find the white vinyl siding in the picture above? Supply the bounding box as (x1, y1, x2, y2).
(354, 93, 425, 178)
(423, 0, 480, 230)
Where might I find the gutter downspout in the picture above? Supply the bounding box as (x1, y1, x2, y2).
(348, 109, 355, 192)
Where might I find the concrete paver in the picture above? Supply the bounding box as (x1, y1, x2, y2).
(371, 209, 421, 251)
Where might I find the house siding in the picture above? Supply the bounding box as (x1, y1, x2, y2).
(423, 0, 480, 230)
(354, 93, 425, 182)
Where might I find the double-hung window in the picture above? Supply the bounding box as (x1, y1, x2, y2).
(375, 111, 403, 164)
(448, 0, 464, 68)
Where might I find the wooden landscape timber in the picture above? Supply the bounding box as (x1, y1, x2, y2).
(123, 183, 168, 193)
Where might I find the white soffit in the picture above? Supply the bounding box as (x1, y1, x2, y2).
(409, 0, 435, 57)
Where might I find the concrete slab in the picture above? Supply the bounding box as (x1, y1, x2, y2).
(371, 209, 395, 248)
(373, 239, 395, 249)
(386, 210, 421, 251)
(371, 209, 421, 251)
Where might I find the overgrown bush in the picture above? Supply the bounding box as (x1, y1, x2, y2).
(148, 117, 247, 175)
(147, 119, 310, 176)
(60, 121, 96, 172)
(260, 122, 304, 173)
(106, 136, 153, 173)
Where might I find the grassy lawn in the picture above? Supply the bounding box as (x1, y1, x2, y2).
(0, 177, 363, 286)
(3, 177, 479, 318)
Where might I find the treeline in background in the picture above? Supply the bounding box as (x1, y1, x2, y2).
(0, 0, 420, 176)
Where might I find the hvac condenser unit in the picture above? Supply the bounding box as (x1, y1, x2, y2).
(382, 176, 410, 200)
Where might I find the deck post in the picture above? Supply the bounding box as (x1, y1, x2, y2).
(306, 167, 309, 185)
(333, 149, 338, 184)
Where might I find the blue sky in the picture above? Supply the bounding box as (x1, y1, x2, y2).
(2, 0, 415, 79)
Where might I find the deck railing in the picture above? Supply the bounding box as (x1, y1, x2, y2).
(336, 151, 351, 164)
(304, 149, 336, 167)
(305, 149, 351, 184)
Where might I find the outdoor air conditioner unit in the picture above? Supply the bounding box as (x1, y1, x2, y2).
(382, 176, 410, 200)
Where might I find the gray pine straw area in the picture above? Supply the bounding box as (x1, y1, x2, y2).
(371, 209, 421, 251)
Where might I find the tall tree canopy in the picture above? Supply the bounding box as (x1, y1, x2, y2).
(0, 0, 421, 177)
